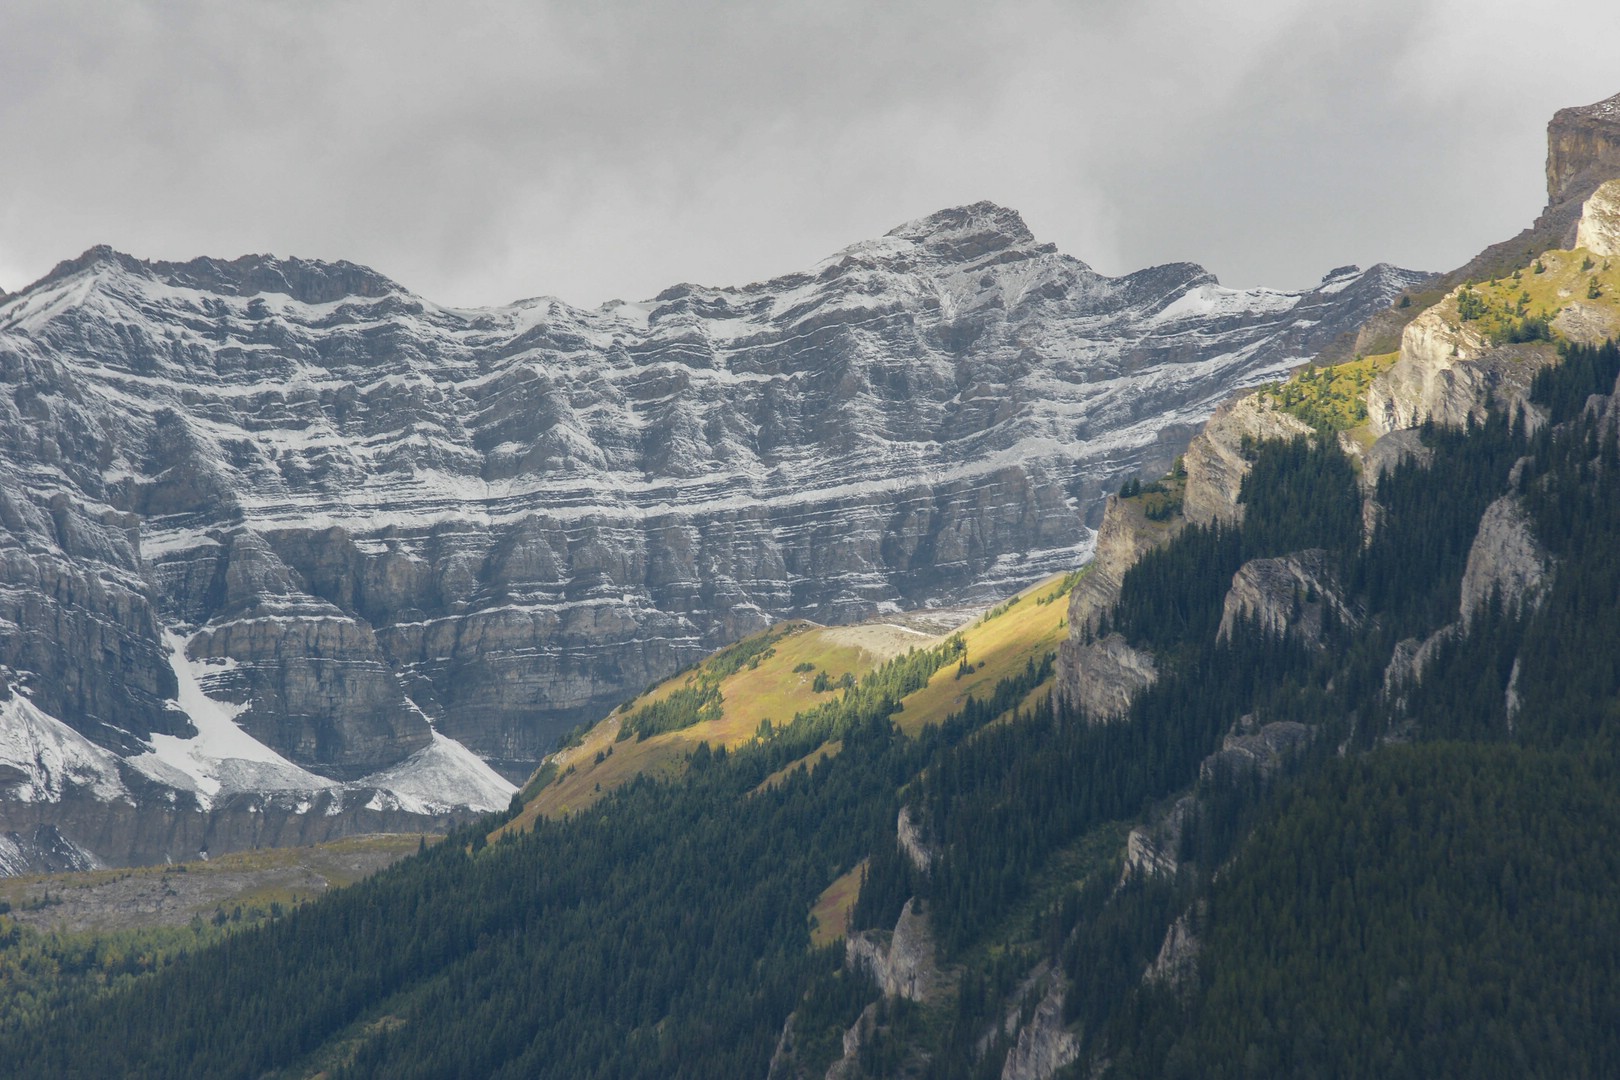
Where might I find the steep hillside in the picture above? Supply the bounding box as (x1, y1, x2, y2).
(8, 323, 1620, 1077)
(505, 569, 1074, 827)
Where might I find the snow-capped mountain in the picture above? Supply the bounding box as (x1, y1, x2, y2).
(0, 202, 1424, 870)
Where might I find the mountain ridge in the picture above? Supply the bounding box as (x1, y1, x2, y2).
(0, 200, 1421, 872)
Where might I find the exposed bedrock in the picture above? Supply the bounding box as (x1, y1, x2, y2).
(0, 203, 1419, 787)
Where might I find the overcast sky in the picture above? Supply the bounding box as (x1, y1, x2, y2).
(4, 0, 1620, 308)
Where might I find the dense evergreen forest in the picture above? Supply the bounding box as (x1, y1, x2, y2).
(4, 340, 1620, 1077)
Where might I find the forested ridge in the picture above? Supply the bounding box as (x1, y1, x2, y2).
(5, 341, 1620, 1077)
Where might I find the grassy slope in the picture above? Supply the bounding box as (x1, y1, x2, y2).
(504, 572, 1076, 836)
(1250, 245, 1620, 456)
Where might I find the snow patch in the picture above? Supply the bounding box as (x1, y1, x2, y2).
(125, 633, 338, 806)
(0, 692, 130, 804)
(359, 730, 515, 814)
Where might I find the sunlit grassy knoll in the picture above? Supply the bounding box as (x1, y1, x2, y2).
(1255, 350, 1400, 433)
(503, 618, 930, 829)
(808, 860, 866, 949)
(504, 571, 1080, 836)
(1458, 247, 1620, 333)
(895, 571, 1073, 736)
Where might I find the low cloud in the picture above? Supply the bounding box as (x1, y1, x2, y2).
(3, 0, 1619, 305)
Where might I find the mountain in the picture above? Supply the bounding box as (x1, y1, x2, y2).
(5, 93, 1620, 1079)
(0, 202, 1422, 871)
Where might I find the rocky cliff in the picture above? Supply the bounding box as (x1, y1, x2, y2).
(999, 980, 1080, 1080)
(1217, 549, 1355, 646)
(1547, 93, 1620, 210)
(845, 897, 949, 1004)
(0, 202, 1422, 868)
(1458, 495, 1552, 628)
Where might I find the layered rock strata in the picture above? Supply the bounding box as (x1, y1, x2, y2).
(0, 203, 1421, 815)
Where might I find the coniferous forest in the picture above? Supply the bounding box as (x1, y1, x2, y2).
(4, 341, 1620, 1076)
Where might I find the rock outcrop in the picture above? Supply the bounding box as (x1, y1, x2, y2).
(1145, 907, 1202, 991)
(1458, 495, 1552, 628)
(1122, 797, 1194, 882)
(896, 804, 935, 876)
(1181, 395, 1314, 527)
(1575, 178, 1620, 257)
(1367, 339, 1556, 439)
(1218, 549, 1355, 646)
(999, 980, 1080, 1080)
(846, 897, 949, 1004)
(1200, 718, 1312, 783)
(1547, 92, 1620, 211)
(1057, 633, 1159, 721)
(1054, 494, 1180, 719)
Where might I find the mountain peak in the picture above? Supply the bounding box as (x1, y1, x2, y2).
(885, 201, 1039, 259)
(24, 247, 403, 306)
(34, 245, 152, 289)
(151, 253, 403, 305)
(1553, 89, 1620, 129)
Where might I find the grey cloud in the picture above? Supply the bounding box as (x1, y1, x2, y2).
(3, 0, 1620, 305)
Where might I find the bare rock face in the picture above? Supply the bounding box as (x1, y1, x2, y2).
(1200, 718, 1312, 783)
(1145, 907, 1202, 991)
(1459, 495, 1552, 628)
(999, 980, 1080, 1080)
(0, 784, 460, 873)
(1065, 494, 1183, 636)
(1181, 394, 1313, 527)
(0, 824, 99, 876)
(846, 897, 948, 1004)
(1383, 627, 1456, 706)
(1547, 92, 1620, 210)
(1575, 178, 1620, 257)
(1055, 494, 1180, 718)
(1218, 549, 1354, 646)
(1122, 796, 1194, 882)
(1057, 633, 1159, 722)
(1368, 338, 1557, 439)
(896, 804, 935, 876)
(1362, 428, 1433, 486)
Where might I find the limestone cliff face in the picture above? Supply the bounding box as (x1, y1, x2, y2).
(0, 209, 1418, 802)
(845, 897, 948, 1003)
(1367, 304, 1557, 440)
(1575, 178, 1620, 257)
(896, 805, 935, 876)
(1054, 494, 1180, 719)
(1055, 394, 1312, 721)
(0, 784, 457, 870)
(1200, 718, 1312, 783)
(1056, 633, 1159, 721)
(1547, 92, 1620, 209)
(1121, 796, 1194, 882)
(1145, 907, 1202, 991)
(1385, 495, 1553, 714)
(1458, 495, 1552, 629)
(999, 981, 1080, 1080)
(1065, 495, 1183, 637)
(1217, 549, 1355, 646)
(1181, 395, 1313, 527)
